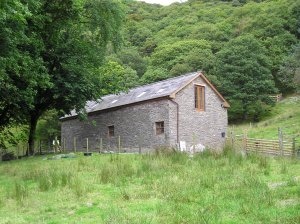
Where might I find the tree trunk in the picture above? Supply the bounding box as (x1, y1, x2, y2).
(27, 115, 39, 156)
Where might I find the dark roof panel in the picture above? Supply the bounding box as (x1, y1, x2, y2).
(63, 72, 199, 119)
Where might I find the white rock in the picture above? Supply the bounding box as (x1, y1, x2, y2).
(190, 144, 206, 153)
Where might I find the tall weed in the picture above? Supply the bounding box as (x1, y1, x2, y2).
(13, 181, 28, 203)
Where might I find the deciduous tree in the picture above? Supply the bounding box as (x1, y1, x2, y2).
(0, 0, 124, 155)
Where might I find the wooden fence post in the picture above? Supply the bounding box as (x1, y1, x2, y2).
(118, 136, 121, 154)
(86, 138, 89, 153)
(278, 128, 283, 156)
(230, 131, 234, 150)
(292, 137, 296, 158)
(39, 140, 42, 155)
(138, 135, 142, 154)
(243, 130, 247, 153)
(54, 136, 58, 153)
(99, 138, 103, 153)
(16, 143, 19, 159)
(73, 137, 77, 153)
(63, 138, 66, 152)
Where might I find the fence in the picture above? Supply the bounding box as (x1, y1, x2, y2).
(60, 135, 144, 154)
(227, 128, 299, 157)
(1, 135, 146, 158)
(269, 93, 282, 102)
(0, 139, 61, 158)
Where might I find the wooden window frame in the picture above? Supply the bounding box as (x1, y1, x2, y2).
(155, 121, 164, 135)
(108, 125, 114, 137)
(195, 85, 205, 112)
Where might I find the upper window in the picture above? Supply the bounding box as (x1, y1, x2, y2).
(155, 122, 164, 135)
(195, 85, 205, 111)
(108, 125, 114, 137)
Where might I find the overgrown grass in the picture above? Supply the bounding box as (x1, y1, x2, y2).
(0, 151, 299, 223)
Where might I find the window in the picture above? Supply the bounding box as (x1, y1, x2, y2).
(155, 122, 164, 135)
(195, 85, 205, 111)
(108, 125, 114, 137)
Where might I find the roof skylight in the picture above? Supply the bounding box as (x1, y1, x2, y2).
(157, 88, 165, 93)
(111, 100, 118, 104)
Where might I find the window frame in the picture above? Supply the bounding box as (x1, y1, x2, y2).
(194, 84, 205, 112)
(155, 121, 164, 135)
(108, 125, 114, 137)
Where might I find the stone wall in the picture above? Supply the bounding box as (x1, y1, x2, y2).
(173, 76, 228, 151)
(61, 99, 172, 152)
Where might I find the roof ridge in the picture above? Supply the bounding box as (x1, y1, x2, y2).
(128, 71, 199, 91)
(99, 72, 199, 100)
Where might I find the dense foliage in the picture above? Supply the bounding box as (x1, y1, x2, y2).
(112, 0, 300, 121)
(0, 0, 125, 153)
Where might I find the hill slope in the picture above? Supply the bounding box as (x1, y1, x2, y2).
(230, 95, 300, 142)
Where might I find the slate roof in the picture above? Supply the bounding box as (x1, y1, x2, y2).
(62, 72, 199, 119)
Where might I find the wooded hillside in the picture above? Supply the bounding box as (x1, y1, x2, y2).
(110, 0, 300, 121)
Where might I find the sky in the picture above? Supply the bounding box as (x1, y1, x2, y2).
(137, 0, 187, 6)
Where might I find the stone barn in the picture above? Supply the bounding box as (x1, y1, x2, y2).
(61, 72, 230, 152)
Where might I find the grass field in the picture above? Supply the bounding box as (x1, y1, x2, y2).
(230, 95, 300, 144)
(0, 150, 299, 224)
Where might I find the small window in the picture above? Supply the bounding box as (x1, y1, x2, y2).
(108, 125, 114, 137)
(155, 122, 164, 135)
(195, 85, 205, 111)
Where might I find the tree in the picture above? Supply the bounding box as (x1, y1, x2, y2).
(0, 0, 37, 130)
(0, 0, 124, 155)
(115, 48, 147, 77)
(150, 40, 214, 75)
(140, 67, 171, 84)
(96, 61, 139, 95)
(215, 35, 277, 121)
(277, 42, 300, 93)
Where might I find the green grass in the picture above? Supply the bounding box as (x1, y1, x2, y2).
(230, 95, 300, 143)
(0, 151, 299, 224)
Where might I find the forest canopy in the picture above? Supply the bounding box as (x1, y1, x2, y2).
(114, 0, 300, 121)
